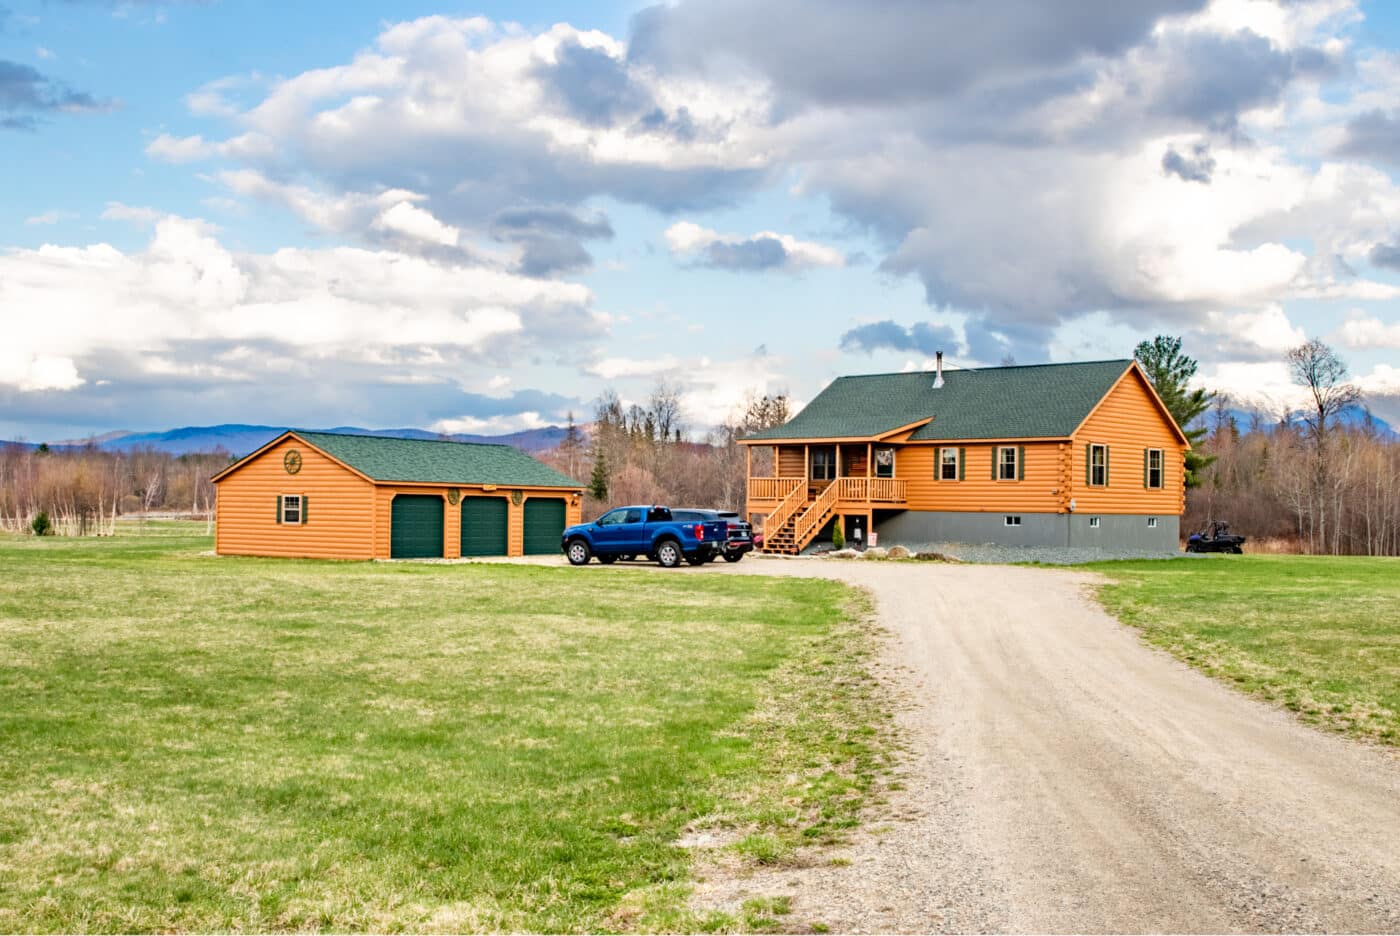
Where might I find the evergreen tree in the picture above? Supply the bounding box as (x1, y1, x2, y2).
(588, 448, 608, 501)
(1134, 335, 1214, 487)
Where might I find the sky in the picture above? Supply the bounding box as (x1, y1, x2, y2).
(3, 0, 1400, 441)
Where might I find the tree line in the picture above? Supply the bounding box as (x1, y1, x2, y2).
(1140, 336, 1400, 556)
(0, 443, 228, 535)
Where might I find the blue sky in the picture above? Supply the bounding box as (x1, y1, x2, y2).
(3, 0, 1400, 440)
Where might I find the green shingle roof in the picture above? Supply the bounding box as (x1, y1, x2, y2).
(746, 360, 1135, 442)
(293, 431, 583, 488)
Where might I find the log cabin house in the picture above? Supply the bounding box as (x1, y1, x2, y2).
(741, 358, 1189, 554)
(211, 430, 584, 559)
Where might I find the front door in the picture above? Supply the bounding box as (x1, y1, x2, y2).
(810, 446, 836, 490)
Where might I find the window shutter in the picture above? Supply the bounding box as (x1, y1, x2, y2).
(1085, 445, 1091, 485)
(1017, 446, 1025, 481)
(301, 495, 308, 525)
(959, 447, 966, 482)
(1104, 446, 1111, 486)
(1143, 449, 1149, 488)
(275, 495, 282, 524)
(992, 447, 998, 480)
(933, 449, 940, 482)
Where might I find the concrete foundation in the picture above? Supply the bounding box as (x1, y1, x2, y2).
(875, 510, 1180, 552)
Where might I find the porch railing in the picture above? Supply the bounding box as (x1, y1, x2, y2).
(750, 476, 804, 501)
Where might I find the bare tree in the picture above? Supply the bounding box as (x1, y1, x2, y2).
(1288, 338, 1362, 442)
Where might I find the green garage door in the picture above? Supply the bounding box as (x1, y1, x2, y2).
(460, 497, 509, 557)
(523, 497, 566, 556)
(390, 495, 444, 558)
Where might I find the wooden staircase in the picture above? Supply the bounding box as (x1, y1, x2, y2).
(760, 482, 840, 556)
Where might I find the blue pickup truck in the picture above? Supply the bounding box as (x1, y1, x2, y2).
(562, 505, 727, 567)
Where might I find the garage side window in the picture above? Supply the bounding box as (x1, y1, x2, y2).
(279, 494, 304, 525)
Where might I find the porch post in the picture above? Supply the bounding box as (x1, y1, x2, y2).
(866, 443, 872, 478)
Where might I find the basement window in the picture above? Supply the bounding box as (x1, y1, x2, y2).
(1147, 517, 1159, 529)
(1089, 517, 1101, 529)
(281, 494, 302, 525)
(1004, 515, 1022, 527)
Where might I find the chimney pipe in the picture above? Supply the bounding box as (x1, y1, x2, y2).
(933, 351, 945, 389)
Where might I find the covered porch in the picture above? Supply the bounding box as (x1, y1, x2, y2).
(746, 442, 909, 511)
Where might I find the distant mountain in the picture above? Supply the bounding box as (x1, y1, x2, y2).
(18, 423, 580, 458)
(1194, 403, 1396, 438)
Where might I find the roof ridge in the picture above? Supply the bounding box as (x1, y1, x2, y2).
(294, 429, 515, 450)
(833, 358, 1132, 380)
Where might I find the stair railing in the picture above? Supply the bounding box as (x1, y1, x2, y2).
(792, 480, 841, 551)
(762, 481, 808, 545)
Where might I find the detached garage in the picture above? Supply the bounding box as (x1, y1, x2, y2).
(211, 430, 584, 560)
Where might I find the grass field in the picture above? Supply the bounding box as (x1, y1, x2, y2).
(1091, 555, 1400, 746)
(0, 529, 890, 933)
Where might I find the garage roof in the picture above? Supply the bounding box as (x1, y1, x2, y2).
(212, 430, 584, 488)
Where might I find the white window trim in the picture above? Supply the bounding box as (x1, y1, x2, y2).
(997, 446, 1019, 482)
(1147, 517, 1159, 528)
(1004, 515, 1022, 527)
(939, 447, 959, 481)
(281, 493, 302, 525)
(1146, 448, 1164, 490)
(1090, 443, 1108, 487)
(1089, 516, 1101, 529)
(874, 446, 896, 479)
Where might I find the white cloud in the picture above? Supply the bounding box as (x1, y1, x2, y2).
(431, 411, 550, 435)
(24, 210, 76, 226)
(585, 354, 681, 380)
(663, 221, 844, 271)
(0, 216, 601, 394)
(1335, 312, 1400, 350)
(372, 201, 460, 247)
(146, 132, 274, 164)
(101, 202, 164, 225)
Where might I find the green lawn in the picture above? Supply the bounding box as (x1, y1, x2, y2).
(0, 531, 890, 933)
(1090, 555, 1400, 745)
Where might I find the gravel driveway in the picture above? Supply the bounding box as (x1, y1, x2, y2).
(686, 556, 1400, 933)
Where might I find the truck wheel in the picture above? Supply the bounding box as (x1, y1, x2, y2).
(723, 552, 744, 563)
(566, 539, 592, 566)
(655, 539, 682, 568)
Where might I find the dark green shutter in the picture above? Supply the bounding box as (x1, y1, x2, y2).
(1085, 444, 1092, 485)
(301, 495, 308, 525)
(1143, 449, 1150, 488)
(1104, 446, 1110, 486)
(992, 447, 999, 480)
(933, 449, 940, 482)
(958, 447, 965, 481)
(275, 495, 282, 524)
(1017, 446, 1025, 481)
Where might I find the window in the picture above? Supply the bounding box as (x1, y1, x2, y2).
(1147, 517, 1159, 529)
(646, 507, 672, 523)
(1089, 516, 1101, 529)
(874, 447, 896, 479)
(939, 447, 960, 481)
(1004, 515, 1022, 527)
(997, 446, 1019, 481)
(811, 447, 836, 481)
(597, 508, 641, 526)
(281, 494, 302, 525)
(1146, 448, 1164, 489)
(1089, 444, 1108, 486)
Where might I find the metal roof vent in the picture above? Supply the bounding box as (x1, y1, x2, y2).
(933, 351, 945, 389)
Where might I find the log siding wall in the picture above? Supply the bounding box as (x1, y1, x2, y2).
(215, 436, 377, 559)
(1069, 368, 1188, 516)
